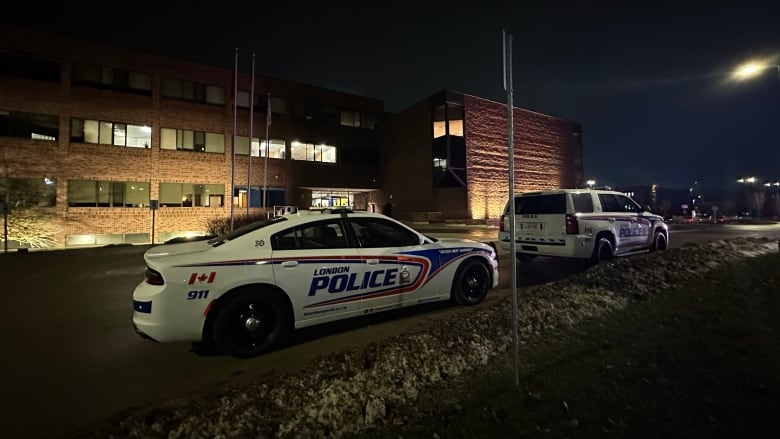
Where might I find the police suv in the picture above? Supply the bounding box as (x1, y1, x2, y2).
(498, 188, 669, 262)
(133, 209, 499, 358)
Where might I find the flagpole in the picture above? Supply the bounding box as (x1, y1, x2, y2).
(247, 53, 255, 217)
(230, 47, 238, 231)
(263, 93, 271, 209)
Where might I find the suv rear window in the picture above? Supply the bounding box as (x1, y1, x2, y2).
(512, 194, 565, 214)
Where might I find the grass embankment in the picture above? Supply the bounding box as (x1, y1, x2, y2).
(353, 252, 780, 438)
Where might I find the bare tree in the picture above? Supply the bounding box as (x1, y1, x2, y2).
(1, 165, 59, 248)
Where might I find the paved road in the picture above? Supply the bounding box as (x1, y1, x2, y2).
(1, 222, 778, 438)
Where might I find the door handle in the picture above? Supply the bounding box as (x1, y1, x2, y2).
(281, 261, 298, 268)
(608, 218, 615, 223)
(366, 259, 379, 265)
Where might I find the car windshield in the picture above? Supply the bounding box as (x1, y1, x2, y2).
(208, 217, 287, 247)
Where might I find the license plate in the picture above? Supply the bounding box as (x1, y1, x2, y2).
(520, 222, 543, 231)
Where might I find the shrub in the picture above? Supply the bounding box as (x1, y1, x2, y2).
(206, 213, 269, 236)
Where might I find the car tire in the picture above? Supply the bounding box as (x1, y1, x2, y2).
(212, 289, 291, 358)
(451, 259, 491, 306)
(651, 230, 668, 251)
(591, 237, 614, 263)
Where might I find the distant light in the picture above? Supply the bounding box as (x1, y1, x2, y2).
(44, 177, 54, 185)
(733, 62, 768, 80)
(733, 60, 779, 81)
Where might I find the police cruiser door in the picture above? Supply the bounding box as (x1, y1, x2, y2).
(270, 219, 366, 325)
(348, 217, 440, 315)
(597, 193, 649, 251)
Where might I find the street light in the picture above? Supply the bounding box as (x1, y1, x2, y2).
(737, 176, 759, 216)
(586, 179, 596, 189)
(733, 60, 780, 81)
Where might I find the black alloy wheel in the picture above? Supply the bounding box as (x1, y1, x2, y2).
(452, 259, 491, 306)
(212, 290, 289, 358)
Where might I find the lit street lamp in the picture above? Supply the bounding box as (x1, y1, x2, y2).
(733, 60, 780, 81)
(737, 176, 760, 217)
(586, 179, 596, 189)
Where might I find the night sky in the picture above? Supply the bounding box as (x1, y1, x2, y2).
(5, 0, 780, 194)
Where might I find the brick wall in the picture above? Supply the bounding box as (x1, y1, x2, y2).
(464, 95, 583, 219)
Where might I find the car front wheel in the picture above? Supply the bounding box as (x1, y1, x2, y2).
(451, 259, 491, 306)
(212, 289, 290, 358)
(651, 230, 668, 251)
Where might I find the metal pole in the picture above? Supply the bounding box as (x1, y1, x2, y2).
(3, 208, 8, 254)
(263, 93, 271, 209)
(248, 53, 255, 217)
(504, 29, 520, 389)
(151, 209, 155, 245)
(230, 47, 238, 231)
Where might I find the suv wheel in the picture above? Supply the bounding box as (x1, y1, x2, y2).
(592, 237, 614, 263)
(651, 230, 668, 251)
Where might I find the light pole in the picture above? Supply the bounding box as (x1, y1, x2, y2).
(586, 179, 596, 189)
(737, 176, 759, 217)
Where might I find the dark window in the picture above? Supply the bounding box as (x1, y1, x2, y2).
(0, 177, 57, 207)
(513, 194, 566, 214)
(598, 194, 622, 212)
(0, 50, 60, 82)
(571, 193, 594, 213)
(349, 218, 419, 248)
(0, 110, 58, 140)
(272, 220, 349, 250)
(67, 180, 150, 207)
(72, 62, 151, 95)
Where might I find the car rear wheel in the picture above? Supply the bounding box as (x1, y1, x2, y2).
(591, 237, 614, 263)
(451, 259, 491, 306)
(212, 289, 290, 358)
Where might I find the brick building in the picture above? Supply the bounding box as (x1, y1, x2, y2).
(1, 24, 582, 248)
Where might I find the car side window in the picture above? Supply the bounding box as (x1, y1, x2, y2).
(615, 195, 641, 213)
(271, 220, 349, 250)
(598, 194, 621, 212)
(349, 218, 420, 248)
(571, 193, 594, 213)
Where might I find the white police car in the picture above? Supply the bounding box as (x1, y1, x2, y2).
(133, 209, 498, 358)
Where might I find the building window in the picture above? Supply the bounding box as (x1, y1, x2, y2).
(0, 110, 59, 140)
(235, 137, 285, 158)
(233, 185, 285, 207)
(0, 177, 57, 207)
(161, 78, 225, 105)
(71, 62, 152, 95)
(0, 51, 60, 82)
(311, 190, 353, 208)
(236, 91, 251, 108)
(340, 110, 377, 129)
(159, 183, 224, 207)
(432, 103, 463, 138)
(290, 141, 336, 163)
(67, 180, 150, 207)
(160, 128, 224, 153)
(70, 118, 151, 147)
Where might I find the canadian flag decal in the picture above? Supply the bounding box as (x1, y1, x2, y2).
(188, 272, 216, 284)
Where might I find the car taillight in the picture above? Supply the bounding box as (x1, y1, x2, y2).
(565, 214, 579, 234)
(145, 267, 164, 285)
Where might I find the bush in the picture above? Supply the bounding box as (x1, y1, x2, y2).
(206, 213, 269, 236)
